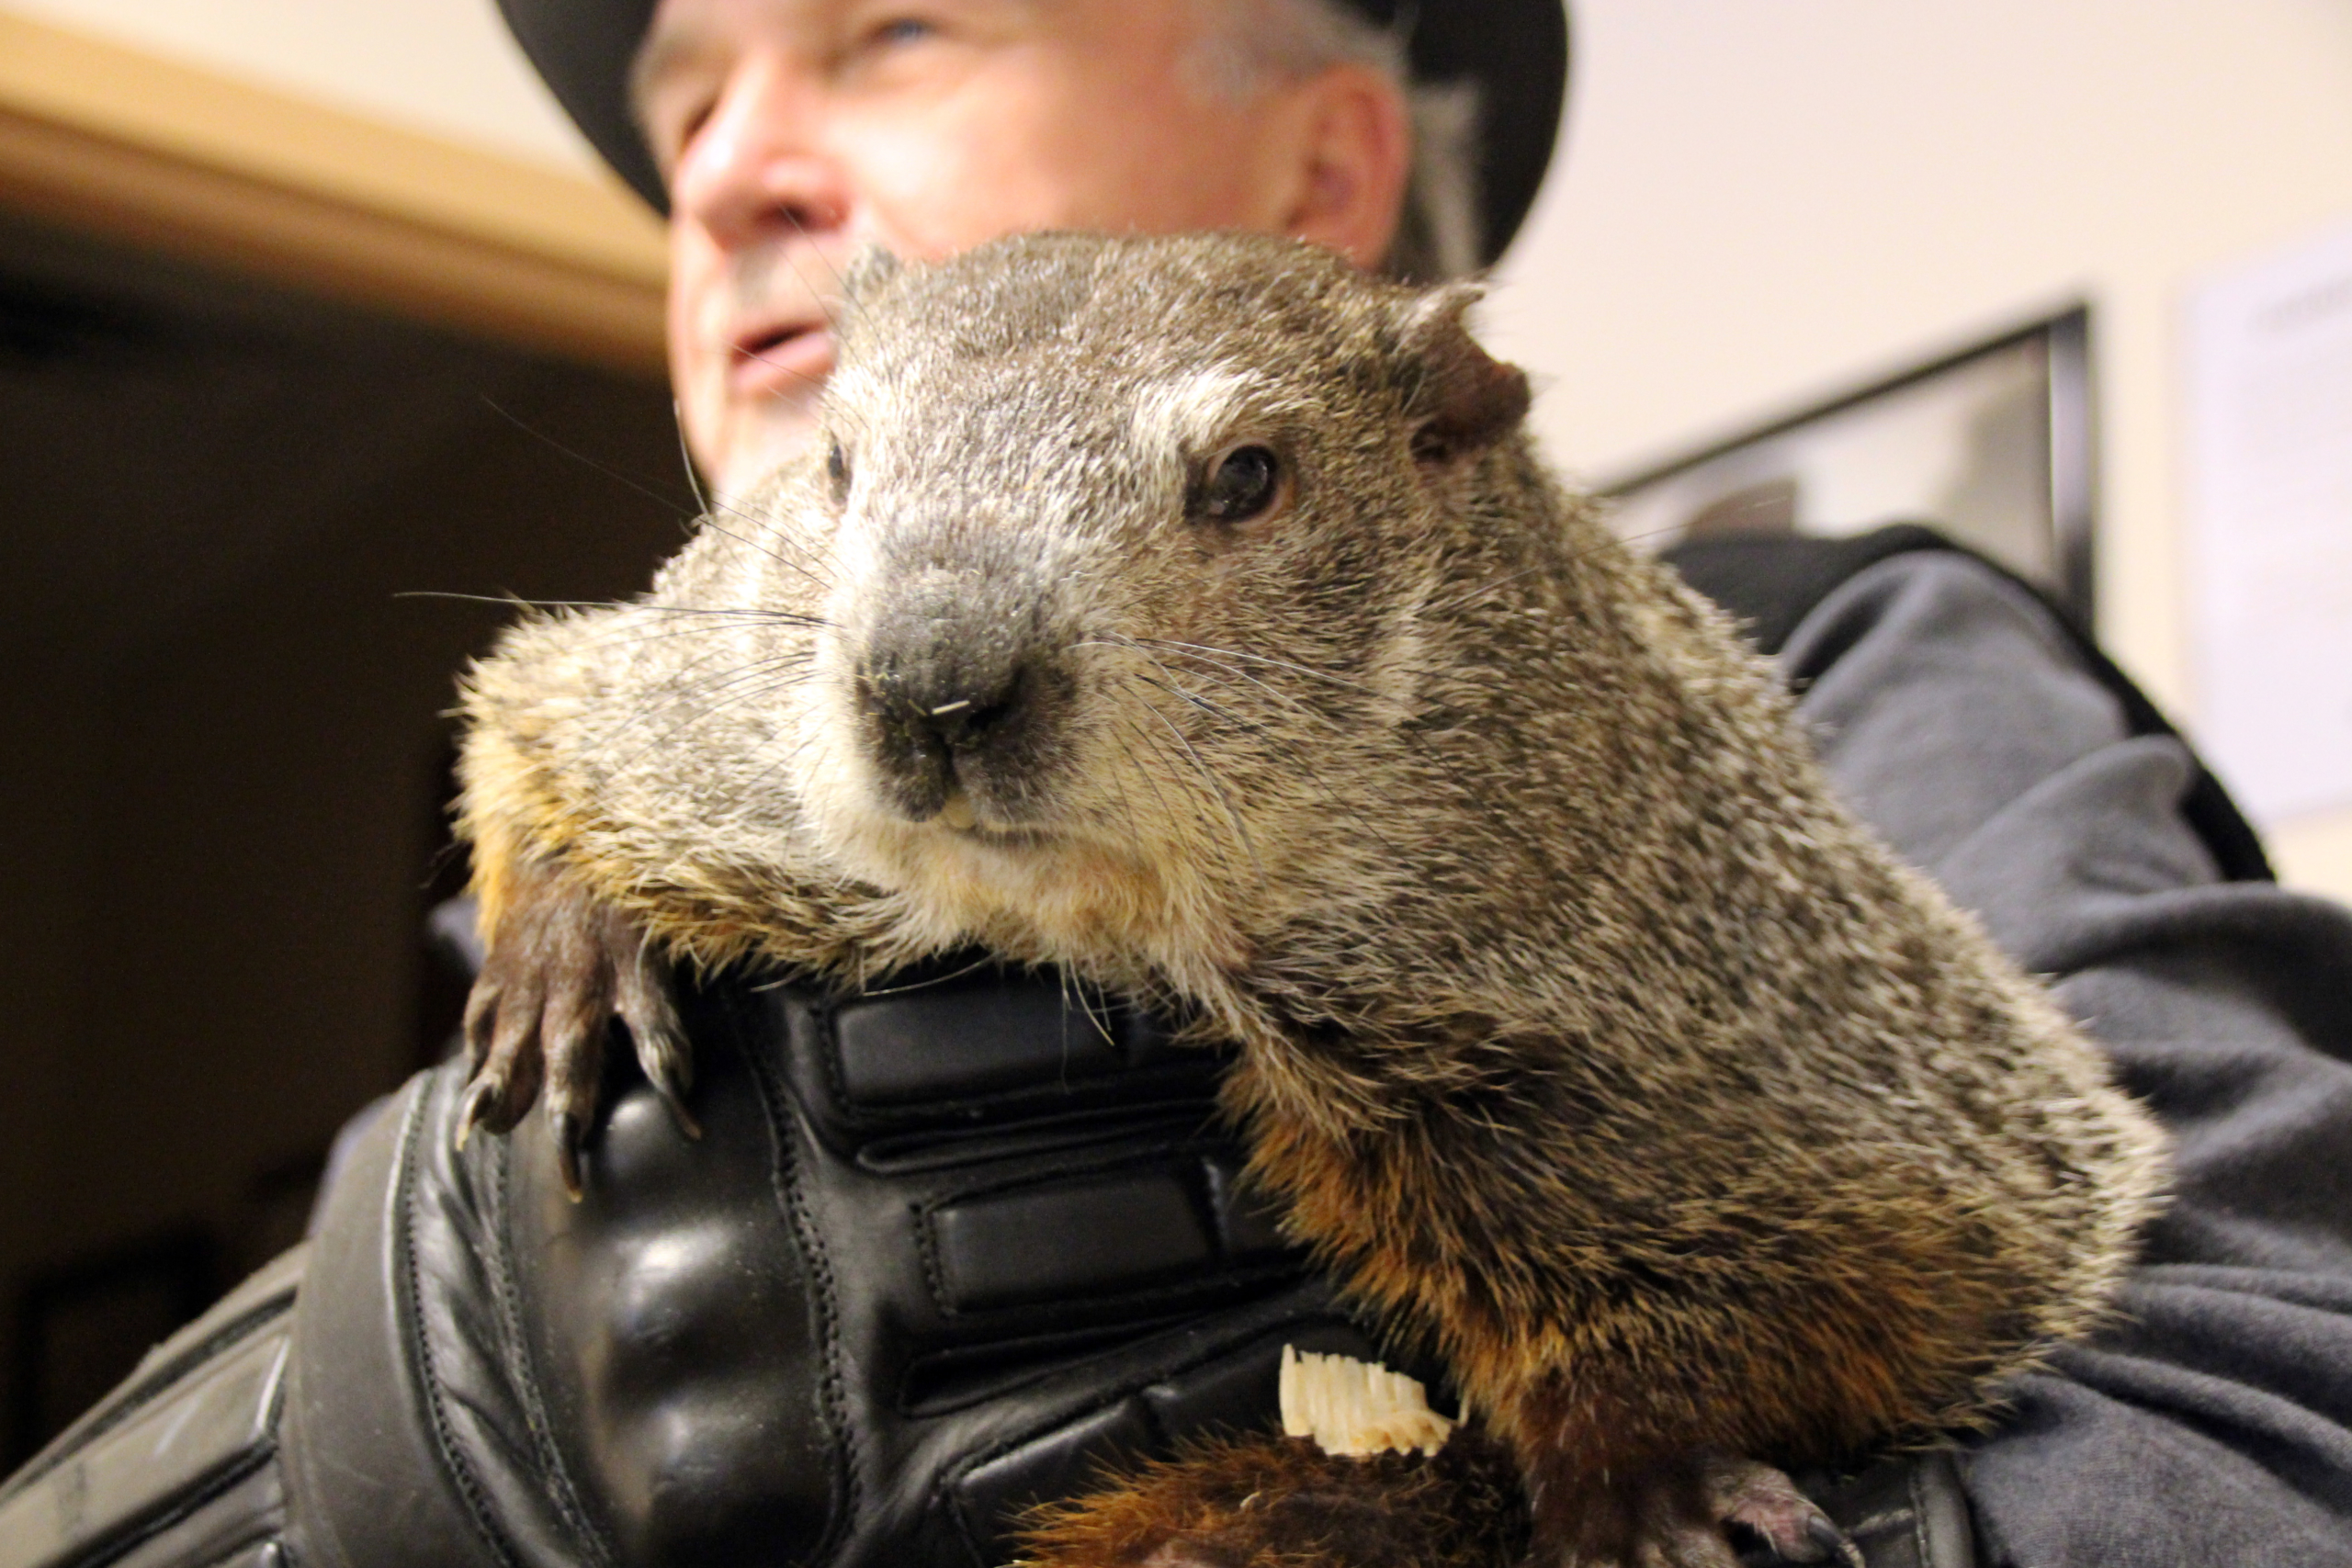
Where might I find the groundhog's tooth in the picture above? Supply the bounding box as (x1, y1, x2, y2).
(1279, 1345, 1456, 1458)
(939, 791, 977, 831)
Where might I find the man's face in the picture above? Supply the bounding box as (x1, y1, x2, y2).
(637, 0, 1407, 496)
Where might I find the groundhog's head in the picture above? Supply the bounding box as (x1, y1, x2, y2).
(748, 231, 1531, 976)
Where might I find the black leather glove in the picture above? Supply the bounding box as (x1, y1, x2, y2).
(0, 964, 1974, 1568)
(283, 964, 1376, 1568)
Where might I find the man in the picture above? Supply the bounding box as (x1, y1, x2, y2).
(548, 0, 1557, 500)
(4, 5, 2349, 1568)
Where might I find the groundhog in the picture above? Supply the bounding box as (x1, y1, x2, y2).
(452, 231, 2167, 1568)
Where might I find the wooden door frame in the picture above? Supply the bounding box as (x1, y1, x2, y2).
(0, 13, 668, 375)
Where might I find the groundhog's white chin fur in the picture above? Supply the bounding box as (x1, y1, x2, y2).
(796, 728, 1251, 983)
(853, 813, 1248, 979)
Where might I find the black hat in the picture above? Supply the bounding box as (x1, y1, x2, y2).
(495, 0, 1570, 266)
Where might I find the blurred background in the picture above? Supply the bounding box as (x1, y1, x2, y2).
(0, 0, 2347, 1461)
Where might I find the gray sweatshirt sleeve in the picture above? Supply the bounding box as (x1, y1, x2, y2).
(1784, 551, 2352, 1568)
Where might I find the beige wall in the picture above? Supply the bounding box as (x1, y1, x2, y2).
(9, 0, 2350, 898)
(1483, 0, 2352, 897)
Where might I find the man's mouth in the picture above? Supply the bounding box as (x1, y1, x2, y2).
(727, 318, 835, 399)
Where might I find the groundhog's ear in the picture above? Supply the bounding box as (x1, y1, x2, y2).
(1393, 281, 1531, 465)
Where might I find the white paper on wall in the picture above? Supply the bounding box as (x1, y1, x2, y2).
(2188, 220, 2352, 827)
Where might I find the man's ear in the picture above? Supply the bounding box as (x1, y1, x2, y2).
(1282, 61, 1412, 272)
(1393, 281, 1531, 465)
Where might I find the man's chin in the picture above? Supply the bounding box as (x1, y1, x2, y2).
(711, 405, 825, 503)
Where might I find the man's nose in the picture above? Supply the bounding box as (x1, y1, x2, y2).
(667, 52, 851, 252)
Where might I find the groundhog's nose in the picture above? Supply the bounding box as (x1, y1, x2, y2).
(853, 592, 1057, 823)
(870, 661, 1029, 753)
(904, 671, 1027, 750)
(855, 660, 1037, 822)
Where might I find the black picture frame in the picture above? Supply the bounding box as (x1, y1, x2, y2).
(1600, 307, 2097, 627)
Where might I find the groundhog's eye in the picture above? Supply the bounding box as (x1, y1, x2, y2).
(826, 438, 851, 500)
(1196, 445, 1284, 525)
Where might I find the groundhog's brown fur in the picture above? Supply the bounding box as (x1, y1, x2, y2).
(455, 232, 2166, 1565)
(1016, 1431, 1528, 1568)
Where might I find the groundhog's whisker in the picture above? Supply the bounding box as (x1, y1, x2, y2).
(1138, 654, 1343, 738)
(598, 661, 817, 768)
(730, 218, 858, 376)
(776, 207, 876, 335)
(397, 595, 832, 679)
(651, 647, 818, 709)
(1129, 683, 1268, 884)
(1112, 714, 1250, 885)
(661, 668, 816, 741)
(562, 620, 812, 662)
(478, 400, 704, 522)
(624, 618, 812, 693)
(395, 592, 828, 629)
(1109, 642, 1417, 840)
(1096, 728, 1152, 875)
(581, 606, 832, 650)
(1604, 517, 1707, 555)
(1130, 637, 1378, 696)
(1080, 637, 1339, 735)
(1418, 522, 1710, 624)
(1158, 637, 1503, 825)
(1145, 686, 1383, 849)
(675, 421, 710, 516)
(726, 341, 826, 390)
(1127, 673, 1287, 750)
(639, 601, 833, 625)
(689, 508, 842, 597)
(1054, 967, 1122, 1060)
(752, 218, 923, 416)
(395, 590, 619, 610)
(1110, 651, 1404, 862)
(1111, 714, 1210, 850)
(650, 654, 818, 716)
(622, 656, 780, 730)
(720, 719, 839, 814)
(840, 950, 1012, 1000)
(1412, 565, 1550, 622)
(1146, 645, 1507, 852)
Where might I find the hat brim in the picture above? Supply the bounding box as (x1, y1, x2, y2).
(495, 0, 1568, 266)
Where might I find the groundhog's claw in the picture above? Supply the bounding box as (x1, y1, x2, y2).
(1698, 1455, 1858, 1568)
(1530, 1452, 1854, 1568)
(616, 940, 697, 1139)
(456, 976, 541, 1145)
(455, 856, 695, 1197)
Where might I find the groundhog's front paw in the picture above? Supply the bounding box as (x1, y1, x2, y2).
(457, 855, 695, 1197)
(1533, 1452, 1859, 1568)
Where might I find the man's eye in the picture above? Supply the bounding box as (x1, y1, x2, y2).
(1195, 446, 1285, 525)
(868, 17, 936, 47)
(642, 85, 718, 169)
(673, 100, 717, 156)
